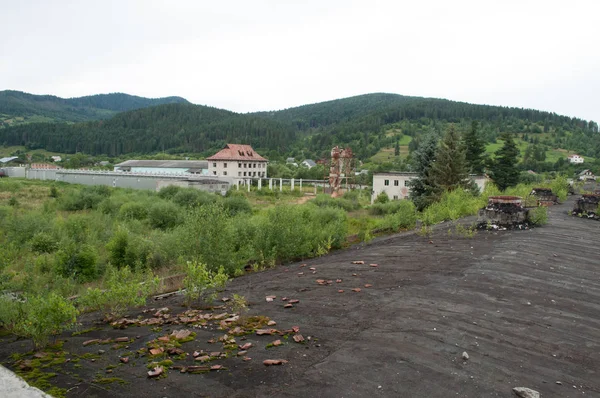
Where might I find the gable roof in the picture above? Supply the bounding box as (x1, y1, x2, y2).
(579, 169, 594, 175)
(302, 159, 317, 167)
(207, 144, 267, 161)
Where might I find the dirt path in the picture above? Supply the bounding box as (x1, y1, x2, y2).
(1, 196, 599, 397)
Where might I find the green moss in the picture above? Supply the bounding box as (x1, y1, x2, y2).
(18, 368, 66, 397)
(93, 376, 127, 385)
(71, 327, 99, 336)
(147, 359, 173, 369)
(77, 353, 101, 360)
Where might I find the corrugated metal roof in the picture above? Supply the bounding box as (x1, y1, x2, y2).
(0, 156, 19, 163)
(114, 160, 208, 168)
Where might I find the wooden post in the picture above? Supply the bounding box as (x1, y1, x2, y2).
(269, 178, 273, 190)
(291, 178, 295, 191)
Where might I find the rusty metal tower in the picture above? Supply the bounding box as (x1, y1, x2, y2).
(329, 146, 354, 196)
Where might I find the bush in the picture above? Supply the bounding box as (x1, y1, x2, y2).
(369, 200, 413, 216)
(177, 204, 244, 274)
(78, 266, 159, 320)
(148, 201, 182, 230)
(312, 194, 361, 212)
(378, 200, 417, 231)
(157, 185, 181, 200)
(182, 261, 228, 306)
(30, 232, 59, 253)
(222, 195, 252, 216)
(106, 228, 152, 269)
(119, 201, 149, 220)
(420, 189, 482, 225)
(55, 244, 99, 282)
(374, 191, 389, 204)
(1, 292, 78, 349)
(530, 206, 548, 225)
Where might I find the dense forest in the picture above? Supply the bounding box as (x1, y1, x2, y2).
(0, 90, 188, 125)
(0, 92, 598, 165)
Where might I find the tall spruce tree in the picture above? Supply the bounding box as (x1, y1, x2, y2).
(430, 124, 471, 194)
(408, 131, 439, 210)
(489, 132, 520, 190)
(464, 120, 486, 174)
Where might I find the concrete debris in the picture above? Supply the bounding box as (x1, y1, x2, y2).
(512, 387, 539, 398)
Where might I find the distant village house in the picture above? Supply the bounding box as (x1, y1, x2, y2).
(578, 169, 596, 181)
(568, 154, 584, 164)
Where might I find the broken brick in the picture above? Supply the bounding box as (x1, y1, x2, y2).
(149, 348, 164, 356)
(263, 359, 288, 366)
(147, 366, 164, 378)
(352, 288, 362, 293)
(364, 284, 373, 288)
(120, 357, 129, 364)
(82, 339, 100, 346)
(272, 340, 282, 347)
(293, 334, 305, 343)
(352, 261, 365, 264)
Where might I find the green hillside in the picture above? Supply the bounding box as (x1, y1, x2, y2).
(0, 103, 296, 156)
(0, 90, 189, 126)
(0, 92, 598, 173)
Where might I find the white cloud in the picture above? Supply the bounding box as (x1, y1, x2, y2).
(1, 0, 599, 121)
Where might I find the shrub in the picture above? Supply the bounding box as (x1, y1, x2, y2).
(182, 261, 228, 306)
(172, 189, 203, 207)
(8, 196, 19, 207)
(312, 194, 361, 212)
(119, 201, 149, 220)
(530, 206, 548, 225)
(106, 228, 152, 269)
(222, 195, 252, 216)
(420, 189, 481, 225)
(49, 185, 59, 198)
(78, 266, 159, 320)
(148, 201, 182, 230)
(30, 232, 59, 253)
(157, 185, 181, 200)
(1, 292, 79, 349)
(177, 204, 244, 274)
(374, 191, 389, 204)
(379, 200, 417, 231)
(55, 244, 99, 282)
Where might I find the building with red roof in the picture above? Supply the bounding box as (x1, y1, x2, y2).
(206, 144, 268, 178)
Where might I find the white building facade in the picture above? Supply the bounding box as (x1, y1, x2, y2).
(371, 172, 489, 203)
(207, 144, 268, 178)
(568, 154, 584, 164)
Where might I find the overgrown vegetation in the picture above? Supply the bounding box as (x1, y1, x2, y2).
(0, 175, 567, 348)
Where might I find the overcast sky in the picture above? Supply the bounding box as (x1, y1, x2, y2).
(2, 0, 599, 122)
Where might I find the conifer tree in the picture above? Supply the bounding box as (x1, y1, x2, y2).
(489, 132, 520, 191)
(408, 131, 439, 210)
(464, 121, 486, 174)
(430, 124, 472, 194)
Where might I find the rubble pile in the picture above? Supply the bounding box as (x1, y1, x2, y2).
(571, 194, 600, 220)
(478, 196, 531, 230)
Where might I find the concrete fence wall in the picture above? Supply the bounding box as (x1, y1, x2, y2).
(4, 168, 348, 195)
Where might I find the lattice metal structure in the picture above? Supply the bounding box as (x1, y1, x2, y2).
(328, 146, 354, 195)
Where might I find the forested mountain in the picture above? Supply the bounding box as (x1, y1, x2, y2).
(0, 90, 188, 126)
(0, 103, 296, 156)
(0, 92, 598, 164)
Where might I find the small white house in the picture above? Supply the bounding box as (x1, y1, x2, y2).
(568, 154, 584, 164)
(207, 144, 268, 178)
(301, 159, 317, 169)
(578, 169, 596, 181)
(371, 172, 489, 203)
(51, 156, 62, 162)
